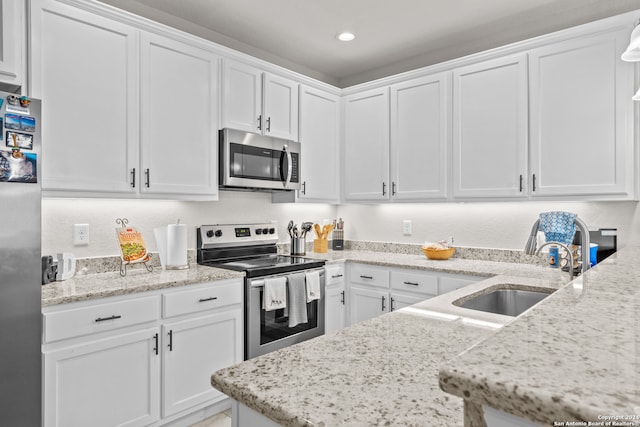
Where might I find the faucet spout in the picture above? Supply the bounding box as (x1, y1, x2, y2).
(535, 241, 574, 281)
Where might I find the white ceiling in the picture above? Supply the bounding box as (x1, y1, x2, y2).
(99, 0, 640, 87)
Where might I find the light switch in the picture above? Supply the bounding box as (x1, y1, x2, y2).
(402, 220, 412, 236)
(74, 224, 90, 246)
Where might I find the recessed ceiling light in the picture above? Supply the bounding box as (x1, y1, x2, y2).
(337, 32, 355, 42)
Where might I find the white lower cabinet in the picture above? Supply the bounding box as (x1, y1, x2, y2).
(484, 406, 544, 427)
(42, 279, 243, 427)
(350, 285, 389, 324)
(162, 310, 242, 418)
(44, 328, 161, 427)
(324, 265, 346, 334)
(347, 263, 482, 326)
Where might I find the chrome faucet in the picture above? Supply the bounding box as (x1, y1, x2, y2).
(535, 241, 574, 281)
(525, 216, 591, 279)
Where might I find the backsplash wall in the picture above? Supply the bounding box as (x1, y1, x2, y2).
(42, 191, 337, 258)
(42, 194, 639, 258)
(337, 201, 639, 250)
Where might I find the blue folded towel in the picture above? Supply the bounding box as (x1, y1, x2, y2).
(539, 211, 577, 246)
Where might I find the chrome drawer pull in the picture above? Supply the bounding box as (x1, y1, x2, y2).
(360, 275, 373, 279)
(403, 281, 419, 286)
(331, 274, 344, 278)
(95, 315, 121, 322)
(198, 296, 218, 303)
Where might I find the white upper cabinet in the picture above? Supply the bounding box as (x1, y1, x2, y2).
(221, 60, 262, 133)
(452, 54, 529, 199)
(343, 87, 390, 201)
(139, 32, 219, 198)
(31, 0, 220, 200)
(297, 85, 340, 202)
(390, 73, 449, 200)
(31, 0, 139, 195)
(263, 73, 299, 140)
(528, 28, 634, 198)
(222, 59, 299, 141)
(0, 0, 25, 89)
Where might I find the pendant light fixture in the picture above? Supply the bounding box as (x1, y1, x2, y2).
(621, 21, 640, 100)
(622, 24, 640, 61)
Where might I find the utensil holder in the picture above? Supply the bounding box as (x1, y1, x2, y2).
(313, 239, 328, 253)
(291, 237, 306, 256)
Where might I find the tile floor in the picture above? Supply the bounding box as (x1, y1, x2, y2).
(190, 409, 232, 427)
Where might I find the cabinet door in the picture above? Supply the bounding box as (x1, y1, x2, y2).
(140, 32, 218, 198)
(263, 73, 299, 140)
(43, 328, 160, 427)
(325, 285, 346, 333)
(452, 54, 528, 198)
(529, 29, 634, 198)
(390, 73, 449, 200)
(344, 87, 390, 201)
(349, 286, 388, 324)
(222, 59, 262, 133)
(31, 0, 139, 194)
(0, 0, 24, 88)
(162, 310, 242, 417)
(390, 292, 427, 312)
(298, 85, 340, 202)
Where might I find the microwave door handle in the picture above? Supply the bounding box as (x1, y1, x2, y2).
(282, 144, 292, 188)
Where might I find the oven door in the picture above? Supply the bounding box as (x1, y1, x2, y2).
(245, 268, 325, 360)
(220, 128, 300, 190)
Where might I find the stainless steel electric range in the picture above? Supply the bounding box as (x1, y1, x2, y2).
(197, 223, 325, 360)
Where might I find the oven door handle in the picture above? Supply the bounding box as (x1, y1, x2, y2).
(281, 144, 292, 188)
(250, 269, 325, 288)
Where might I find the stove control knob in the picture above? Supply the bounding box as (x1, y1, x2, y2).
(255, 228, 262, 235)
(214, 230, 223, 238)
(268, 228, 275, 234)
(206, 230, 214, 238)
(262, 228, 269, 235)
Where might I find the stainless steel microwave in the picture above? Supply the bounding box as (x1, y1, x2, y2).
(219, 128, 301, 191)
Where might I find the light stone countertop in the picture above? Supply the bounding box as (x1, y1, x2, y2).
(439, 246, 640, 425)
(42, 248, 566, 307)
(41, 264, 245, 306)
(212, 311, 495, 427)
(310, 249, 568, 284)
(210, 249, 572, 426)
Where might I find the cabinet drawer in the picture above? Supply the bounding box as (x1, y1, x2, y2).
(390, 270, 438, 296)
(43, 295, 160, 343)
(163, 280, 242, 318)
(349, 264, 389, 288)
(325, 264, 345, 286)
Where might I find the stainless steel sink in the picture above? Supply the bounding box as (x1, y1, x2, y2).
(456, 288, 553, 317)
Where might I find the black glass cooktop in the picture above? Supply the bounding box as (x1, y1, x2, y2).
(202, 254, 325, 278)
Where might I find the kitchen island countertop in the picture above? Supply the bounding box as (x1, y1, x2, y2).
(439, 246, 640, 425)
(212, 310, 495, 427)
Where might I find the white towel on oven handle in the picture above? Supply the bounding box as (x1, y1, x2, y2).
(305, 270, 321, 302)
(263, 277, 287, 311)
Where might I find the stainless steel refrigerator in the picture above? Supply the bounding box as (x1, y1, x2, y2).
(0, 91, 42, 426)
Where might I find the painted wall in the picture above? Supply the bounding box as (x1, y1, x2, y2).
(42, 191, 336, 258)
(337, 201, 639, 250)
(42, 193, 638, 257)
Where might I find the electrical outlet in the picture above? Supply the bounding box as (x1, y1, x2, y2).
(402, 220, 412, 236)
(74, 224, 90, 246)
